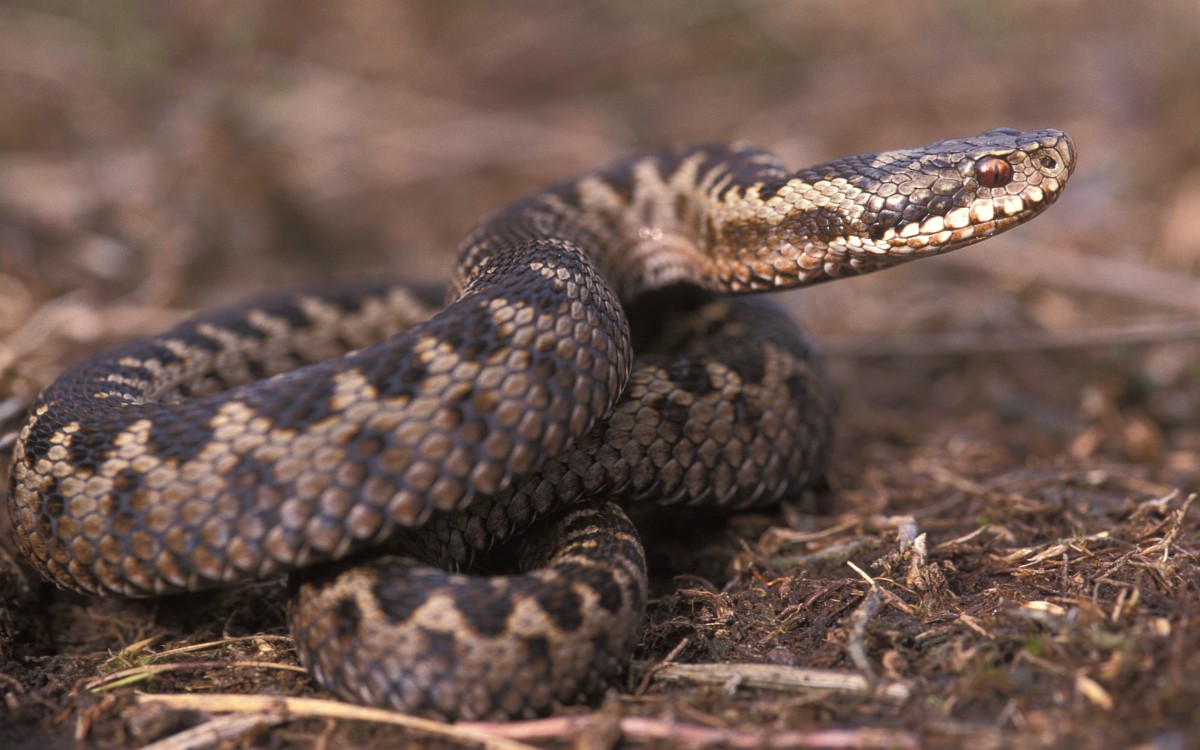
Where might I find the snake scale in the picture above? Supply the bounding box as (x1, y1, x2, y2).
(6, 128, 1074, 719)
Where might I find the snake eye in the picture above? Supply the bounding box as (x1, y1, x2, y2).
(975, 156, 1013, 188)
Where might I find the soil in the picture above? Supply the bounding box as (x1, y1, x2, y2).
(1, 2, 1198, 748)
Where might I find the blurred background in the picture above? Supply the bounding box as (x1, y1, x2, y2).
(2, 0, 1198, 474)
(2, 2, 1200, 747)
(0, 3, 1193, 309)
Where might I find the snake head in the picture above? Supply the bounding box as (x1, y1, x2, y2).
(736, 127, 1076, 287)
(855, 127, 1075, 251)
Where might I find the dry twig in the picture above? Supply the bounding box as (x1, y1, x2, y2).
(133, 694, 538, 750)
(643, 662, 911, 702)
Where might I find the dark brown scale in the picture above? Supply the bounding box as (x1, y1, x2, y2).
(291, 500, 645, 720)
(7, 128, 1075, 719)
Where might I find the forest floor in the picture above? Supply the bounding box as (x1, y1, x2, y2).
(1, 2, 1198, 748)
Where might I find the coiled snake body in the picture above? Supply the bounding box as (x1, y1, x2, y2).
(7, 128, 1075, 719)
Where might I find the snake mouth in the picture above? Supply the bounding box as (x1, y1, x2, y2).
(869, 192, 1051, 257)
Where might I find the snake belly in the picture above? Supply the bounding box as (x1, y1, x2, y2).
(6, 128, 1075, 719)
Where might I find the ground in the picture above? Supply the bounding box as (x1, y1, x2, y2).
(1, 2, 1199, 748)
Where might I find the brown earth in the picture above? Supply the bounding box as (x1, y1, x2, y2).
(1, 2, 1198, 748)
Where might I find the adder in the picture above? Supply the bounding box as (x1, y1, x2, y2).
(6, 127, 1075, 719)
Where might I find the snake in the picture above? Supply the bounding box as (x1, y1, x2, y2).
(6, 127, 1075, 720)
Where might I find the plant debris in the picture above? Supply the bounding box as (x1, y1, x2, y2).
(2, 3, 1198, 748)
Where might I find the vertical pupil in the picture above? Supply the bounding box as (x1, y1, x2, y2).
(975, 157, 1012, 188)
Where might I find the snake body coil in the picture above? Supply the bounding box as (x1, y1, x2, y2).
(7, 128, 1075, 719)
